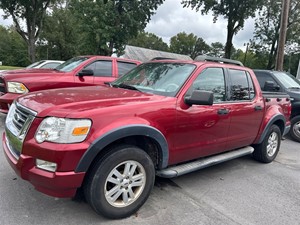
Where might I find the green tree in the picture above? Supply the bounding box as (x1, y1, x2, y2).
(209, 42, 224, 57)
(70, 0, 164, 56)
(0, 25, 28, 66)
(253, 0, 300, 70)
(128, 32, 169, 52)
(38, 1, 80, 60)
(170, 32, 210, 58)
(182, 0, 263, 59)
(0, 0, 55, 62)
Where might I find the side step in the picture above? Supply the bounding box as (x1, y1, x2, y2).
(156, 146, 254, 178)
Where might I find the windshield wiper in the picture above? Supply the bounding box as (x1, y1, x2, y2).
(288, 87, 300, 89)
(112, 83, 141, 92)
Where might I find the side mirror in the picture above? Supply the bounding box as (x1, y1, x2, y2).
(264, 81, 280, 92)
(184, 90, 214, 106)
(78, 69, 94, 76)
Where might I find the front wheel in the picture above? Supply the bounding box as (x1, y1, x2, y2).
(84, 145, 155, 219)
(290, 115, 300, 142)
(252, 125, 281, 163)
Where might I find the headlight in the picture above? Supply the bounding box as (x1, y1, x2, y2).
(35, 117, 92, 143)
(7, 82, 29, 94)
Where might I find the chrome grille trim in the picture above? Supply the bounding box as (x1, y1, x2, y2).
(5, 103, 37, 158)
(6, 102, 37, 140)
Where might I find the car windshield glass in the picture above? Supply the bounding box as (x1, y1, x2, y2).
(273, 71, 300, 88)
(111, 62, 196, 97)
(26, 61, 45, 68)
(55, 57, 90, 72)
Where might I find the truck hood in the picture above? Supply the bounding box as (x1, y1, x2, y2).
(1, 68, 62, 80)
(17, 86, 165, 117)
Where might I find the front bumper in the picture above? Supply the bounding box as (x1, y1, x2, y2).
(0, 92, 21, 113)
(2, 132, 86, 198)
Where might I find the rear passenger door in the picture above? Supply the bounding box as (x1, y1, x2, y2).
(226, 69, 264, 150)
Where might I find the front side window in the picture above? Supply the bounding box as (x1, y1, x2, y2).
(229, 69, 254, 101)
(112, 62, 196, 97)
(187, 67, 226, 103)
(85, 60, 112, 77)
(255, 72, 279, 91)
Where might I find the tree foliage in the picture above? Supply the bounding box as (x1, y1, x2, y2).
(128, 32, 169, 52)
(0, 25, 28, 66)
(182, 0, 264, 59)
(253, 0, 300, 70)
(170, 32, 210, 58)
(209, 42, 224, 57)
(69, 0, 165, 56)
(38, 2, 80, 60)
(0, 0, 54, 62)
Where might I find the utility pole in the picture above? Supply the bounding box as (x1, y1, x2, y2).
(275, 0, 290, 71)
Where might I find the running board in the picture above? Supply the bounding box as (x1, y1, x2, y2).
(156, 146, 254, 178)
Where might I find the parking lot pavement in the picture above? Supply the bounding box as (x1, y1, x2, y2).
(0, 114, 299, 225)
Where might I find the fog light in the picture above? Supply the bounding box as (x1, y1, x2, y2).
(36, 159, 57, 172)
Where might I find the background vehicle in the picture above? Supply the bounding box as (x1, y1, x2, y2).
(26, 60, 65, 69)
(3, 58, 291, 219)
(254, 69, 300, 142)
(0, 56, 141, 113)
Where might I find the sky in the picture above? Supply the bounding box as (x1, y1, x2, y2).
(0, 0, 256, 50)
(145, 0, 256, 50)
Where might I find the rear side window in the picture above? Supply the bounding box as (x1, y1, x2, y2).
(117, 61, 137, 77)
(229, 69, 255, 101)
(85, 60, 112, 77)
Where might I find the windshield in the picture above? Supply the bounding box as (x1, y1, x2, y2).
(26, 60, 46, 68)
(112, 62, 196, 97)
(273, 71, 300, 88)
(55, 56, 90, 72)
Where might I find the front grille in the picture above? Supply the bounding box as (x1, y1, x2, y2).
(5, 103, 37, 159)
(6, 102, 37, 140)
(13, 106, 31, 131)
(0, 77, 6, 93)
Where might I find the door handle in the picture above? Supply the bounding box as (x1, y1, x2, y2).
(254, 105, 263, 111)
(217, 108, 229, 115)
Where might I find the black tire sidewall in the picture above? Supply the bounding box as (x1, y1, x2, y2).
(290, 115, 300, 142)
(261, 125, 281, 162)
(87, 146, 155, 219)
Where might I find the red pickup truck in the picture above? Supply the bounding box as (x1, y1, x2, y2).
(0, 56, 141, 113)
(3, 57, 291, 219)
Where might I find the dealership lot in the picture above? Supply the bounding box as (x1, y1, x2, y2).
(0, 114, 299, 225)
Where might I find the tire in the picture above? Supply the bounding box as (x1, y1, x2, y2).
(252, 125, 281, 163)
(84, 145, 155, 219)
(290, 115, 300, 142)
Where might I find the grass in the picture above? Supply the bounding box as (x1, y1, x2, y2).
(0, 65, 24, 70)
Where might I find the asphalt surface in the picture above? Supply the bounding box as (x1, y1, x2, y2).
(0, 114, 299, 225)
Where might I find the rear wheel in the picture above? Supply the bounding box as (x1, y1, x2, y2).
(252, 125, 281, 163)
(290, 115, 300, 142)
(84, 145, 155, 219)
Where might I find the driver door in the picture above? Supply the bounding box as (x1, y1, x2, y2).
(173, 67, 231, 163)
